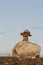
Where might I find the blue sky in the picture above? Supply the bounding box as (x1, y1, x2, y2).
(0, 0, 43, 56)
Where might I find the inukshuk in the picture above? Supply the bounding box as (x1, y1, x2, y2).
(12, 30, 41, 59)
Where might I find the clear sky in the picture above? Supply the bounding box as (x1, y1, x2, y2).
(0, 0, 43, 56)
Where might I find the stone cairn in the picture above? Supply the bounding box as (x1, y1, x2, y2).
(12, 30, 41, 59)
